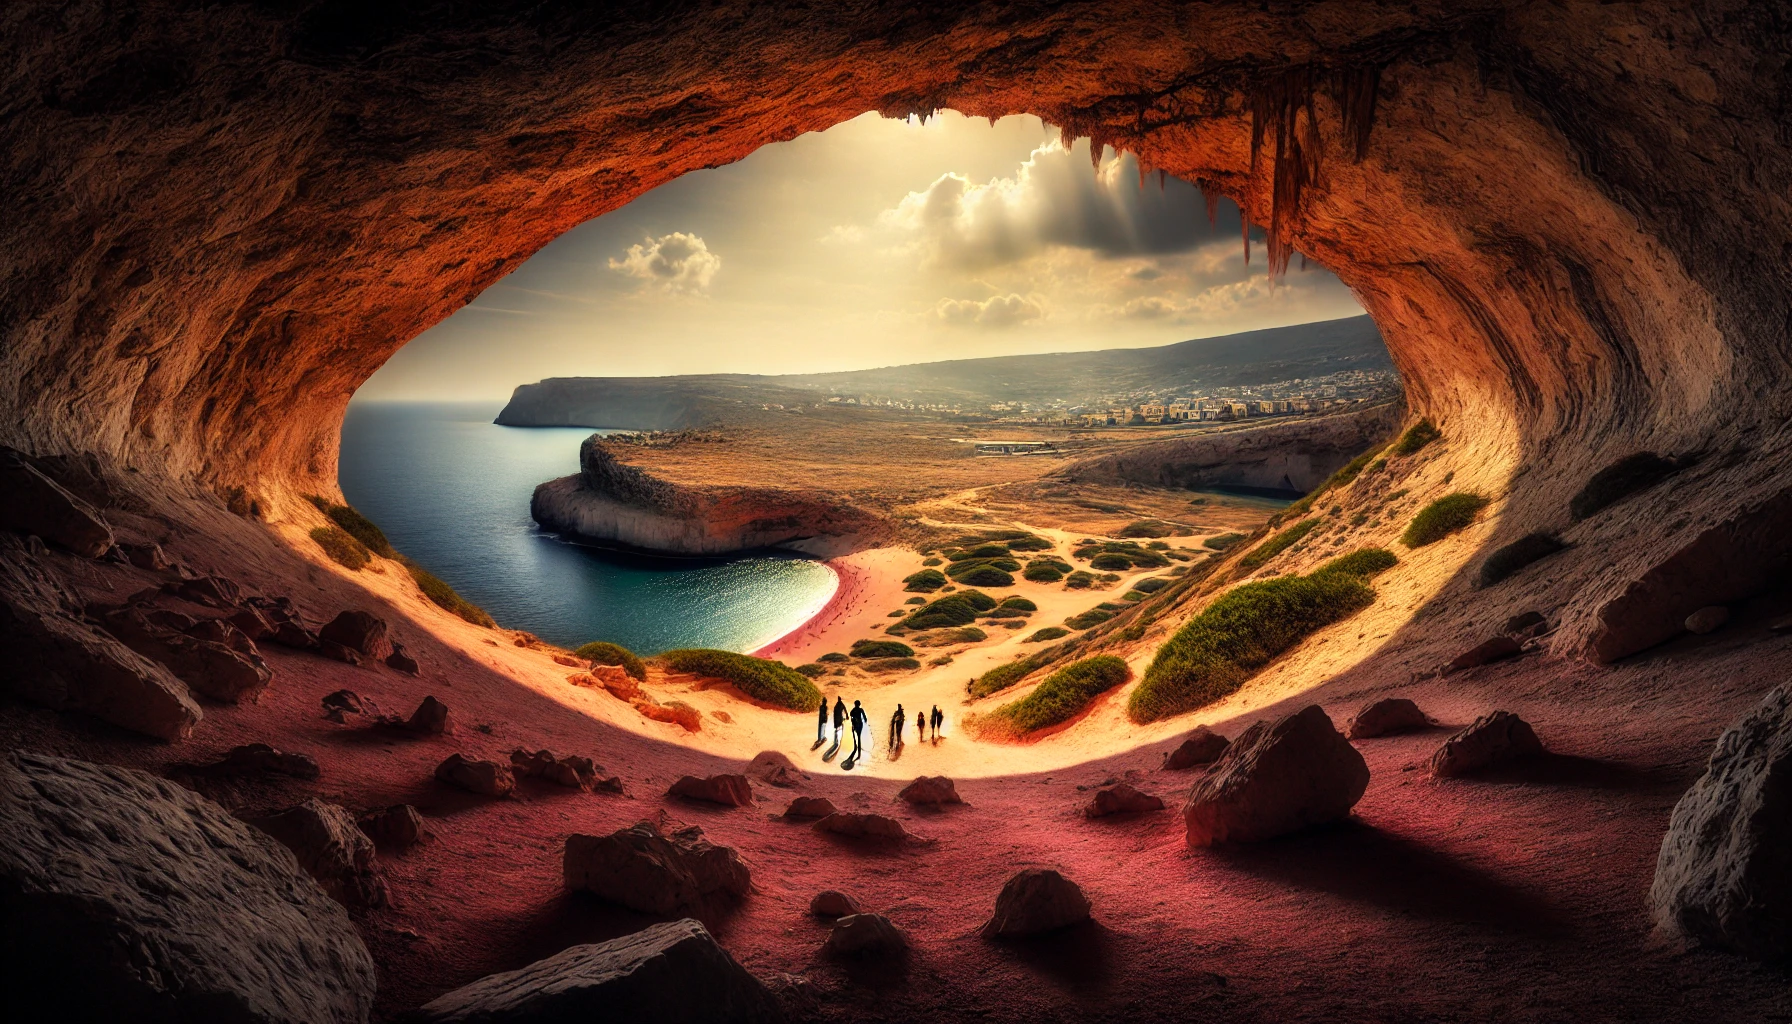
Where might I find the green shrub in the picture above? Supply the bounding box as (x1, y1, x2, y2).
(952, 543, 1011, 561)
(1064, 571, 1096, 589)
(1570, 452, 1679, 521)
(1133, 577, 1169, 594)
(311, 527, 369, 571)
(912, 626, 987, 646)
(574, 640, 646, 680)
(1313, 548, 1398, 579)
(657, 649, 821, 711)
(817, 652, 849, 663)
(922, 557, 943, 566)
(904, 569, 947, 592)
(1393, 418, 1441, 456)
(1006, 534, 1054, 551)
(1479, 532, 1566, 586)
(905, 596, 925, 605)
(1025, 626, 1070, 643)
(796, 663, 826, 678)
(1238, 519, 1319, 570)
(864, 657, 921, 672)
(901, 590, 996, 629)
(1090, 552, 1133, 571)
(325, 504, 395, 558)
(982, 606, 1030, 619)
(1128, 570, 1377, 723)
(969, 654, 1047, 698)
(1147, 541, 1170, 550)
(1122, 591, 1146, 603)
(1401, 492, 1489, 547)
(1024, 564, 1064, 582)
(953, 565, 1016, 587)
(1065, 607, 1116, 630)
(989, 656, 1130, 734)
(399, 557, 495, 626)
(851, 639, 915, 658)
(1118, 520, 1175, 539)
(1203, 533, 1245, 551)
(999, 596, 1037, 611)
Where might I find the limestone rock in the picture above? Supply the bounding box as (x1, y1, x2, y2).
(812, 811, 913, 842)
(898, 775, 963, 806)
(1430, 711, 1544, 777)
(981, 868, 1091, 938)
(203, 742, 320, 780)
(1084, 783, 1166, 818)
(1346, 697, 1430, 739)
(1444, 635, 1523, 674)
(408, 694, 454, 735)
(810, 889, 861, 917)
(1184, 705, 1370, 846)
(435, 753, 514, 797)
(1162, 725, 1230, 769)
(669, 773, 753, 807)
(359, 804, 427, 851)
(784, 795, 837, 819)
(250, 799, 387, 909)
(1685, 605, 1730, 635)
(385, 642, 420, 674)
(0, 752, 374, 1022)
(1651, 687, 1792, 960)
(412, 919, 781, 1024)
(510, 748, 599, 790)
(563, 821, 750, 914)
(826, 913, 907, 957)
(318, 610, 391, 659)
(0, 449, 113, 557)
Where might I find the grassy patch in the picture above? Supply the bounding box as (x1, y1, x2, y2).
(1064, 571, 1096, 589)
(1238, 519, 1319, 570)
(912, 626, 987, 647)
(657, 649, 821, 711)
(817, 652, 849, 663)
(922, 557, 943, 566)
(998, 596, 1037, 611)
(969, 654, 1048, 698)
(402, 557, 494, 626)
(901, 590, 997, 629)
(1024, 626, 1070, 643)
(574, 640, 645, 680)
(1118, 519, 1176, 539)
(952, 565, 1016, 587)
(951, 543, 1012, 561)
(1312, 547, 1398, 579)
(864, 657, 921, 673)
(851, 639, 915, 658)
(987, 656, 1130, 735)
(796, 663, 825, 678)
(1203, 533, 1245, 551)
(1392, 418, 1441, 456)
(1401, 492, 1489, 547)
(311, 526, 369, 571)
(1064, 607, 1116, 630)
(904, 569, 947, 592)
(1133, 577, 1169, 594)
(1073, 541, 1170, 569)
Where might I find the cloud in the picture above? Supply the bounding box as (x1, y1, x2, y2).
(609, 232, 721, 292)
(934, 293, 1044, 328)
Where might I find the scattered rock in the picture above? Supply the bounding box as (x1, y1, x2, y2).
(408, 694, 454, 735)
(322, 688, 364, 722)
(1084, 783, 1165, 818)
(898, 775, 963, 806)
(1479, 532, 1567, 587)
(411, 919, 782, 1024)
(1346, 697, 1430, 739)
(981, 868, 1091, 938)
(1430, 711, 1544, 777)
(320, 639, 362, 665)
(0, 449, 114, 557)
(637, 699, 702, 732)
(0, 752, 375, 1022)
(810, 889, 861, 917)
(587, 663, 639, 700)
(669, 773, 753, 807)
(812, 811, 914, 842)
(119, 541, 171, 571)
(1162, 725, 1230, 769)
(318, 610, 391, 659)
(226, 602, 277, 640)
(249, 798, 388, 909)
(1685, 605, 1730, 635)
(1503, 610, 1548, 636)
(358, 804, 427, 851)
(552, 653, 583, 667)
(1651, 686, 1792, 960)
(784, 796, 838, 819)
(826, 913, 907, 957)
(1184, 705, 1370, 846)
(1444, 635, 1523, 674)
(748, 749, 806, 788)
(510, 748, 599, 790)
(164, 575, 243, 609)
(563, 821, 751, 914)
(97, 604, 272, 703)
(203, 742, 320, 780)
(385, 642, 420, 674)
(435, 753, 514, 797)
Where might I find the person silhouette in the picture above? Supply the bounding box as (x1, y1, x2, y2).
(890, 703, 905, 751)
(850, 700, 867, 757)
(930, 705, 943, 743)
(915, 708, 926, 742)
(817, 696, 828, 744)
(832, 696, 846, 746)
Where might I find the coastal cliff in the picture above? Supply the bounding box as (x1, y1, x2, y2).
(531, 435, 888, 557)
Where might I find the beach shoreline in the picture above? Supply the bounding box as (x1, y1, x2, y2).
(752, 557, 859, 658)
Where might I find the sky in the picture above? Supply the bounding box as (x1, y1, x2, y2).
(357, 111, 1366, 400)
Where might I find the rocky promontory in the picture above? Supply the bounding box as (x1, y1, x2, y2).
(531, 435, 887, 557)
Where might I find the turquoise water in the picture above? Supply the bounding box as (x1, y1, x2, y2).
(338, 401, 837, 653)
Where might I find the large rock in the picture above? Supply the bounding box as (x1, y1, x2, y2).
(669, 773, 753, 807)
(812, 811, 914, 842)
(1651, 687, 1792, 960)
(1346, 697, 1429, 739)
(981, 868, 1091, 938)
(1429, 711, 1544, 777)
(825, 913, 907, 957)
(250, 799, 388, 910)
(318, 610, 391, 659)
(810, 890, 861, 917)
(564, 821, 751, 914)
(0, 449, 113, 557)
(1443, 635, 1522, 674)
(511, 748, 600, 790)
(897, 775, 963, 806)
(1162, 725, 1230, 769)
(0, 752, 375, 1022)
(784, 796, 837, 819)
(412, 919, 782, 1024)
(359, 804, 427, 851)
(1183, 705, 1370, 846)
(408, 695, 454, 735)
(435, 753, 515, 796)
(1084, 783, 1166, 818)
(202, 742, 320, 780)
(99, 604, 272, 703)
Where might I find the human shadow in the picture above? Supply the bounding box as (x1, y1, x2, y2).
(822, 740, 841, 763)
(985, 918, 1119, 997)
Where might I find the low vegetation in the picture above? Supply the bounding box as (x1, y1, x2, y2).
(575, 640, 646, 680)
(1133, 577, 1169, 594)
(796, 663, 825, 678)
(864, 656, 921, 672)
(1203, 532, 1245, 551)
(403, 557, 494, 626)
(657, 649, 821, 711)
(1237, 518, 1319, 570)
(1064, 606, 1116, 630)
(307, 495, 396, 558)
(1118, 519, 1177, 539)
(1393, 418, 1442, 456)
(1401, 492, 1489, 547)
(998, 596, 1037, 611)
(911, 626, 987, 646)
(1570, 452, 1679, 521)
(1479, 532, 1567, 586)
(1313, 547, 1398, 579)
(817, 651, 849, 663)
(1023, 563, 1065, 582)
(903, 569, 947, 592)
(311, 527, 369, 571)
(968, 653, 1049, 698)
(1073, 540, 1171, 569)
(1024, 626, 1070, 643)
(986, 656, 1130, 735)
(952, 565, 1016, 587)
(850, 639, 914, 659)
(983, 606, 1031, 619)
(900, 590, 997, 629)
(1283, 440, 1391, 517)
(1064, 570, 1097, 589)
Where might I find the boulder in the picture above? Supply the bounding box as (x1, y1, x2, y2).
(119, 541, 171, 571)
(825, 913, 907, 957)
(669, 773, 753, 807)
(748, 749, 806, 788)
(510, 748, 599, 790)
(359, 804, 427, 851)
(784, 796, 838, 819)
(250, 799, 388, 909)
(411, 919, 781, 1024)
(897, 775, 963, 806)
(0, 752, 375, 1022)
(1084, 783, 1166, 818)
(322, 688, 364, 722)
(435, 753, 515, 797)
(98, 605, 272, 703)
(318, 610, 391, 659)
(408, 694, 454, 735)
(981, 868, 1091, 938)
(812, 811, 914, 842)
(563, 821, 750, 914)
(1429, 711, 1544, 777)
(1346, 697, 1430, 739)
(385, 642, 420, 674)
(202, 742, 320, 780)
(1184, 705, 1370, 846)
(1651, 687, 1792, 960)
(0, 449, 113, 557)
(1162, 725, 1230, 769)
(588, 663, 640, 700)
(1685, 605, 1730, 635)
(810, 889, 861, 917)
(227, 603, 277, 640)
(636, 699, 702, 731)
(1444, 635, 1523, 674)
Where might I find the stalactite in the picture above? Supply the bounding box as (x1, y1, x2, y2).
(1332, 65, 1381, 162)
(1200, 180, 1220, 227)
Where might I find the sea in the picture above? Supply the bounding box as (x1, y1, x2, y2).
(337, 401, 837, 654)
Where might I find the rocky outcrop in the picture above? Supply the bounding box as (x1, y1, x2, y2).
(1444, 636, 1523, 674)
(982, 869, 1091, 938)
(250, 799, 388, 910)
(0, 448, 113, 556)
(319, 611, 390, 660)
(826, 913, 907, 957)
(1163, 725, 1230, 769)
(1430, 711, 1544, 777)
(407, 695, 454, 735)
(1651, 687, 1792, 961)
(412, 919, 782, 1024)
(1346, 698, 1429, 739)
(96, 604, 272, 703)
(0, 752, 375, 1023)
(1184, 705, 1370, 846)
(510, 748, 603, 790)
(563, 821, 751, 914)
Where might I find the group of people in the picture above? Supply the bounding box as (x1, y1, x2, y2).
(817, 695, 944, 760)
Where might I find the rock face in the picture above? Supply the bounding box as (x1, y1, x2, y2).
(564, 821, 751, 914)
(1184, 705, 1370, 846)
(318, 611, 391, 659)
(898, 776, 963, 806)
(412, 919, 781, 1024)
(0, 448, 113, 556)
(826, 913, 907, 957)
(250, 799, 388, 910)
(1430, 711, 1544, 777)
(435, 753, 515, 797)
(1085, 784, 1166, 818)
(982, 868, 1091, 938)
(784, 796, 838, 819)
(0, 752, 375, 1023)
(1346, 698, 1429, 739)
(1162, 725, 1230, 769)
(812, 811, 914, 842)
(669, 773, 754, 807)
(1651, 687, 1792, 960)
